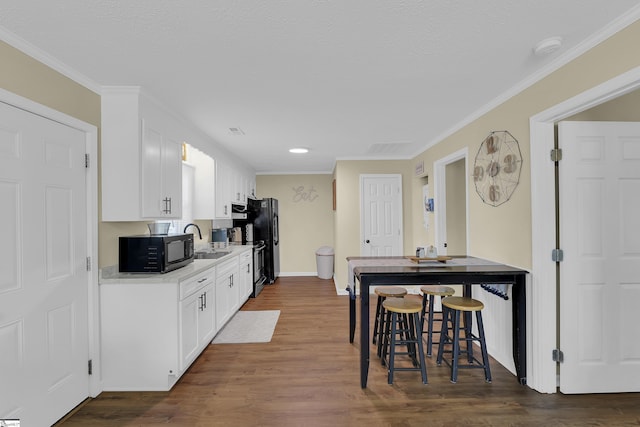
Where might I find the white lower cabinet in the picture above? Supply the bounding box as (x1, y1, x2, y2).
(215, 258, 240, 329)
(100, 249, 253, 391)
(179, 271, 216, 371)
(239, 250, 253, 303)
(100, 266, 216, 391)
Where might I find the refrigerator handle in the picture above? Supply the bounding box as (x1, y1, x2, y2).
(273, 212, 279, 245)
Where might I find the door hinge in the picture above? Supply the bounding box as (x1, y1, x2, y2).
(550, 148, 562, 162)
(552, 349, 564, 363)
(85, 153, 90, 168)
(551, 248, 564, 262)
(88, 359, 93, 375)
(86, 256, 92, 272)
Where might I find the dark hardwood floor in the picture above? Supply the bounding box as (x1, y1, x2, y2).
(58, 276, 640, 426)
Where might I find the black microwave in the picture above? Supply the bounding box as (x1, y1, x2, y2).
(119, 233, 194, 273)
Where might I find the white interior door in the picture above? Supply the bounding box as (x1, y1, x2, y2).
(558, 121, 640, 393)
(360, 175, 403, 256)
(0, 101, 90, 425)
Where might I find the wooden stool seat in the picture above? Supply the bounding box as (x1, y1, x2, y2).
(441, 296, 483, 311)
(375, 287, 408, 298)
(437, 296, 491, 383)
(420, 285, 456, 297)
(381, 298, 427, 384)
(419, 285, 456, 357)
(383, 298, 422, 314)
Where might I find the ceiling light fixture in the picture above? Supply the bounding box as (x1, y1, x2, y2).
(533, 36, 563, 56)
(289, 148, 309, 154)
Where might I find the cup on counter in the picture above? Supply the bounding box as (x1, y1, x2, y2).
(426, 245, 438, 258)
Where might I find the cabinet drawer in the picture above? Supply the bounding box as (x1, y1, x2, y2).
(180, 266, 216, 299)
(216, 258, 238, 279)
(239, 251, 251, 263)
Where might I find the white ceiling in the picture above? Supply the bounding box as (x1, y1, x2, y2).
(1, 1, 639, 174)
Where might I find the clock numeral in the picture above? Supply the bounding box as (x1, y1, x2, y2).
(489, 185, 501, 203)
(485, 134, 499, 154)
(473, 165, 484, 182)
(487, 161, 500, 178)
(503, 154, 518, 174)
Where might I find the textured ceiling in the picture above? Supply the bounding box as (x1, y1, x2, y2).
(1, 1, 639, 173)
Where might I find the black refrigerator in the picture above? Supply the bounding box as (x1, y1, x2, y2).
(250, 198, 280, 283)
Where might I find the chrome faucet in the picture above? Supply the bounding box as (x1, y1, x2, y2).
(183, 223, 202, 240)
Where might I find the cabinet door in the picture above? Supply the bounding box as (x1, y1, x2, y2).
(229, 270, 240, 314)
(239, 252, 253, 302)
(215, 161, 231, 218)
(141, 119, 182, 218)
(198, 283, 216, 343)
(215, 276, 230, 328)
(180, 290, 201, 371)
(162, 135, 183, 218)
(216, 261, 240, 327)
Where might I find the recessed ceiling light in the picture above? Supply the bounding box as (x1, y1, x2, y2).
(289, 148, 309, 154)
(533, 37, 562, 56)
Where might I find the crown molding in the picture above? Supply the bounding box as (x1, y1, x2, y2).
(0, 25, 102, 94)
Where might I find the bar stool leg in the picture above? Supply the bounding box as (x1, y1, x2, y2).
(435, 306, 449, 364)
(387, 312, 398, 384)
(381, 310, 392, 365)
(450, 309, 462, 383)
(385, 309, 428, 385)
(414, 311, 428, 384)
(426, 294, 436, 356)
(464, 310, 474, 363)
(476, 311, 492, 382)
(407, 313, 420, 367)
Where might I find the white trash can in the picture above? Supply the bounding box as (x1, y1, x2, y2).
(315, 246, 334, 279)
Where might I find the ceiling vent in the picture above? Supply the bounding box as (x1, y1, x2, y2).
(229, 127, 245, 136)
(367, 141, 413, 155)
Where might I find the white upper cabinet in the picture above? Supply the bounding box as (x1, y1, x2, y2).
(215, 160, 232, 219)
(102, 87, 183, 221)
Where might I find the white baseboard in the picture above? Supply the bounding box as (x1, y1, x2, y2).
(277, 272, 318, 277)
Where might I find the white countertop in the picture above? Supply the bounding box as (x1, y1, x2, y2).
(99, 245, 252, 285)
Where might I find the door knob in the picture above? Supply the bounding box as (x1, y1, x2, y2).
(365, 239, 370, 243)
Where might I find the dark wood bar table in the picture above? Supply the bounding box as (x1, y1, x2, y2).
(346, 256, 528, 388)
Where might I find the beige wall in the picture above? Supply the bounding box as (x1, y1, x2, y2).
(256, 174, 334, 274)
(0, 41, 99, 125)
(568, 88, 640, 121)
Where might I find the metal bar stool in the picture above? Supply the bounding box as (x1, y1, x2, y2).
(381, 297, 428, 384)
(419, 285, 455, 356)
(436, 296, 491, 383)
(373, 286, 408, 358)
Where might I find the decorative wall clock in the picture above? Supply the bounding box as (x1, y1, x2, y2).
(473, 130, 522, 207)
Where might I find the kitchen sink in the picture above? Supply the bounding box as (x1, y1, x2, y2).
(194, 250, 232, 260)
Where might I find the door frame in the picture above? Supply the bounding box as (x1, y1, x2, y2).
(359, 174, 403, 256)
(433, 147, 469, 256)
(0, 88, 100, 397)
(529, 65, 640, 393)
